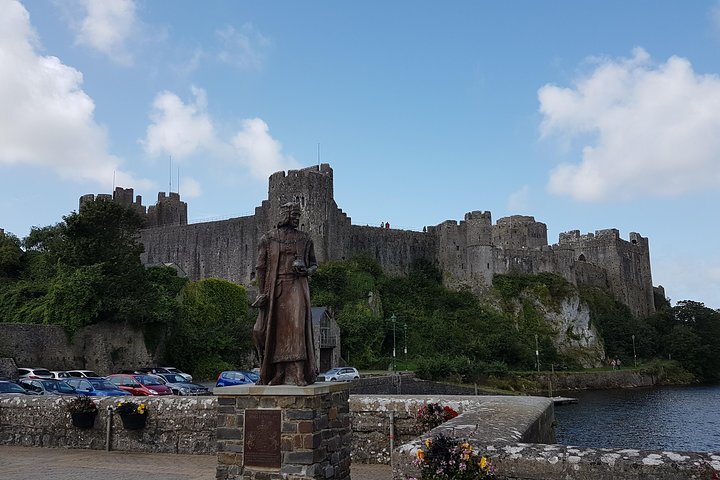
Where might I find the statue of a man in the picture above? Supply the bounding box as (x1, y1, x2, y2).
(252, 202, 318, 386)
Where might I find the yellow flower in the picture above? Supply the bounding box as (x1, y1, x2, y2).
(416, 449, 425, 460)
(424, 438, 432, 448)
(480, 456, 488, 469)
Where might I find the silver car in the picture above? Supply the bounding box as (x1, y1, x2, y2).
(157, 373, 209, 395)
(322, 367, 360, 381)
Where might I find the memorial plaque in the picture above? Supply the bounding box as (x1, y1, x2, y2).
(244, 409, 281, 468)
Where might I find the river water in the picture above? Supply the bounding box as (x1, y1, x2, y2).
(554, 385, 720, 452)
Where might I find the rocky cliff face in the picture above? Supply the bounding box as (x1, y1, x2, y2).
(0, 322, 156, 374)
(489, 289, 606, 368)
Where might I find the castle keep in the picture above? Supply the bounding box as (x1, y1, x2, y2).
(90, 164, 656, 318)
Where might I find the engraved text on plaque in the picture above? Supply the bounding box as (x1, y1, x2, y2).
(244, 409, 281, 468)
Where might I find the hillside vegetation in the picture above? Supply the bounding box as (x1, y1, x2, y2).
(1, 203, 718, 382)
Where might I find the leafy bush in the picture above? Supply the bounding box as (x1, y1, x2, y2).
(116, 400, 146, 416)
(416, 403, 459, 430)
(415, 434, 495, 479)
(66, 396, 98, 414)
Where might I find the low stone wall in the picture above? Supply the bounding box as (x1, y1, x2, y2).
(0, 396, 215, 454)
(349, 373, 478, 395)
(475, 444, 720, 480)
(537, 370, 655, 392)
(1, 393, 717, 479)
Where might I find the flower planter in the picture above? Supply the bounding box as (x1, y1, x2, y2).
(119, 413, 147, 430)
(71, 411, 97, 429)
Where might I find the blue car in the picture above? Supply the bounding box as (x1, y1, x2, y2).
(66, 377, 131, 396)
(216, 371, 258, 387)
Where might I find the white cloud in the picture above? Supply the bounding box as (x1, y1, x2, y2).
(0, 0, 149, 188)
(654, 256, 720, 309)
(72, 0, 137, 65)
(142, 88, 297, 180)
(711, 2, 720, 36)
(143, 86, 216, 159)
(538, 48, 720, 202)
(179, 177, 202, 199)
(507, 185, 530, 212)
(216, 23, 270, 70)
(232, 118, 299, 179)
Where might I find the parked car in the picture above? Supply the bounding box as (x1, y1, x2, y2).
(66, 377, 131, 397)
(215, 371, 256, 387)
(18, 378, 77, 396)
(322, 367, 360, 381)
(162, 367, 193, 382)
(136, 367, 193, 383)
(49, 371, 72, 380)
(65, 370, 101, 378)
(17, 367, 53, 379)
(0, 380, 29, 396)
(156, 373, 209, 396)
(107, 374, 172, 396)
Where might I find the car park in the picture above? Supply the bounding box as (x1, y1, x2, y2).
(136, 367, 193, 383)
(65, 370, 101, 378)
(66, 377, 131, 396)
(322, 367, 360, 381)
(107, 374, 172, 396)
(162, 367, 193, 382)
(18, 378, 77, 396)
(215, 371, 256, 387)
(156, 373, 209, 396)
(0, 380, 29, 396)
(17, 367, 53, 379)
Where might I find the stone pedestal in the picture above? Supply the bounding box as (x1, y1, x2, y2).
(215, 382, 351, 480)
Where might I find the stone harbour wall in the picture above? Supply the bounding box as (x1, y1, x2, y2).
(0, 396, 215, 454)
(1, 393, 717, 479)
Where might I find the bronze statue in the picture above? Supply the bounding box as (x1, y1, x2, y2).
(252, 202, 318, 386)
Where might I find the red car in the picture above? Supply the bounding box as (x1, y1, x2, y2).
(107, 374, 172, 396)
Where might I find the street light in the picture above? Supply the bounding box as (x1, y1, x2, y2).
(404, 322, 407, 357)
(391, 314, 397, 371)
(535, 334, 540, 373)
(632, 334, 637, 367)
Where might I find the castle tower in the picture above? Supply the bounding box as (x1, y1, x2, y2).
(262, 164, 340, 261)
(492, 215, 548, 249)
(147, 192, 188, 227)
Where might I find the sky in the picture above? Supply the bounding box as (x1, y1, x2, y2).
(1, 0, 720, 309)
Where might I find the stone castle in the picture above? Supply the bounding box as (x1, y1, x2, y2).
(84, 164, 656, 318)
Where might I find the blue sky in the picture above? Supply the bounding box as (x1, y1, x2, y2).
(2, 0, 720, 308)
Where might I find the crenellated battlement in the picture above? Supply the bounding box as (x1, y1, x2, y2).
(136, 164, 656, 318)
(79, 188, 187, 228)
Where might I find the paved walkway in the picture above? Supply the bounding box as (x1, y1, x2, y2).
(0, 446, 392, 480)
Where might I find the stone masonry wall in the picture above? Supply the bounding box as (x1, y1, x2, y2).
(0, 322, 156, 375)
(0, 396, 215, 454)
(136, 163, 655, 318)
(1, 394, 717, 479)
(214, 384, 352, 480)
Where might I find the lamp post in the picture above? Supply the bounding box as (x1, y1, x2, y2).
(535, 334, 540, 372)
(404, 322, 407, 357)
(632, 334, 637, 367)
(391, 314, 397, 371)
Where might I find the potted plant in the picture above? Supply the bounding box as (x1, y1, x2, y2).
(116, 400, 147, 430)
(416, 402, 459, 431)
(415, 433, 495, 479)
(66, 396, 98, 429)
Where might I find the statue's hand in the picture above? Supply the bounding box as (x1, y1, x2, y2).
(293, 265, 308, 276)
(251, 294, 268, 308)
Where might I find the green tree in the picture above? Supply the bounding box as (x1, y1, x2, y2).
(0, 232, 22, 279)
(165, 278, 252, 378)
